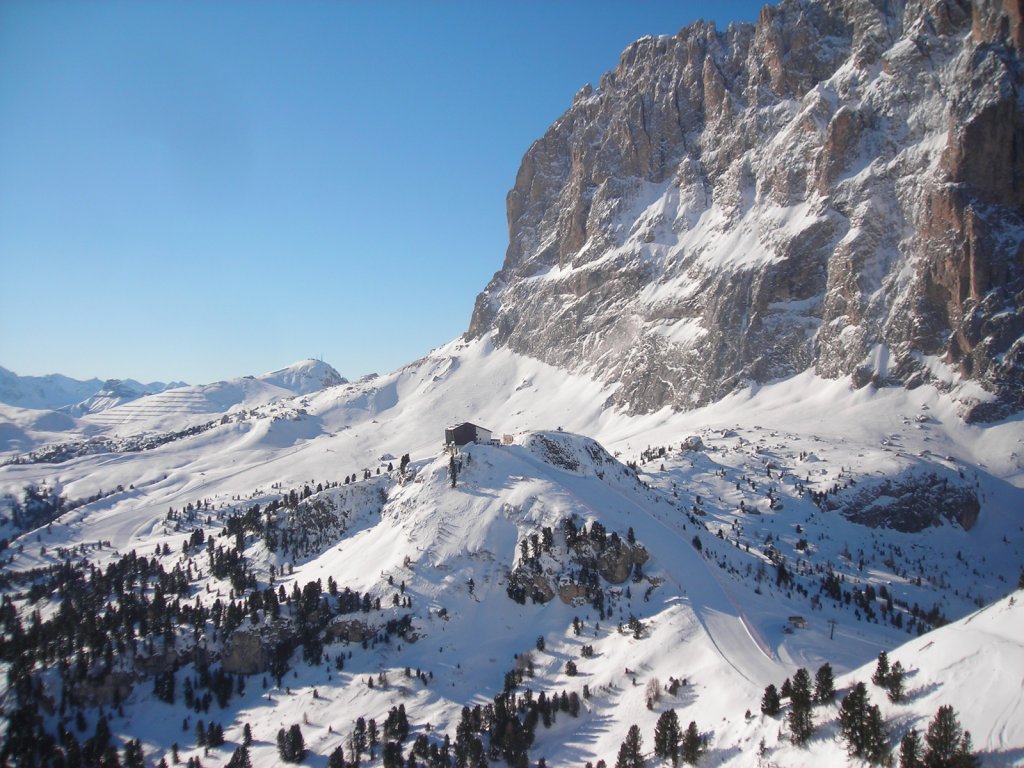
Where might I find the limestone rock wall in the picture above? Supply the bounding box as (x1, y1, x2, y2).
(468, 0, 1024, 419)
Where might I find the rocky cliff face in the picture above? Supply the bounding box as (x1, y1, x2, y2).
(468, 0, 1023, 420)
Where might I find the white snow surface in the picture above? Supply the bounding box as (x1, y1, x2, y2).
(0, 365, 184, 413)
(75, 359, 346, 434)
(0, 337, 1022, 766)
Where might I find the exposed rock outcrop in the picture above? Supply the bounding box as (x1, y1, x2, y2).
(70, 672, 134, 709)
(468, 0, 1024, 419)
(507, 518, 649, 607)
(327, 618, 374, 644)
(822, 470, 981, 531)
(222, 629, 270, 675)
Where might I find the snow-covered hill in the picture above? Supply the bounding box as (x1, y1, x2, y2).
(1, 336, 1021, 766)
(0, 360, 348, 454)
(76, 359, 346, 434)
(2, 0, 1022, 762)
(0, 366, 183, 413)
(0, 402, 96, 454)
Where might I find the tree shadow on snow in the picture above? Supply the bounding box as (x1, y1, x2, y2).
(974, 747, 1024, 768)
(540, 709, 617, 766)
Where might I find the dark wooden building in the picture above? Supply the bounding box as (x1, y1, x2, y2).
(445, 422, 492, 447)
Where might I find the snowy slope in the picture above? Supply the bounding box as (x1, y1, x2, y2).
(749, 592, 1024, 768)
(1, 336, 1021, 766)
(63, 379, 185, 418)
(0, 403, 96, 454)
(77, 359, 345, 434)
(0, 365, 182, 412)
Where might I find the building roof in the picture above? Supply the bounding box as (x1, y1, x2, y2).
(446, 422, 490, 431)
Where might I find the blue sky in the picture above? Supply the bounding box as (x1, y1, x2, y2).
(1, 1, 766, 385)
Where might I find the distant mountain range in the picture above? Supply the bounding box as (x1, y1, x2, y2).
(0, 359, 347, 419)
(0, 366, 186, 413)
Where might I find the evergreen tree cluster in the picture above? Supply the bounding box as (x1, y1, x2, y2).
(277, 723, 306, 763)
(871, 651, 906, 702)
(838, 682, 889, 764)
(902, 705, 979, 768)
(0, 490, 417, 766)
(652, 710, 706, 766)
(448, 683, 582, 767)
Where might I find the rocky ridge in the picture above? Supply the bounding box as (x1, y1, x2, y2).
(468, 0, 1024, 420)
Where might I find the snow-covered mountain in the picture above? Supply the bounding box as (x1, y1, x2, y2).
(0, 360, 346, 456)
(0, 366, 184, 413)
(1, 335, 1021, 765)
(77, 359, 345, 433)
(468, 0, 1024, 420)
(1, 0, 1022, 765)
(258, 359, 348, 396)
(63, 379, 189, 418)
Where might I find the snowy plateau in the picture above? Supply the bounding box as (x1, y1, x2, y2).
(2, 0, 1024, 765)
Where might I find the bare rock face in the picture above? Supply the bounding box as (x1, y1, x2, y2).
(821, 470, 981, 531)
(595, 540, 649, 584)
(222, 629, 270, 675)
(71, 672, 134, 708)
(468, 0, 1023, 419)
(327, 618, 374, 644)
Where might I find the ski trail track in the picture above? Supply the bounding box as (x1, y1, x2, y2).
(504, 445, 783, 690)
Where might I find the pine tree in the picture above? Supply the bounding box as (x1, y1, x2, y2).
(886, 661, 905, 702)
(615, 725, 643, 768)
(899, 728, 923, 768)
(383, 741, 405, 768)
(277, 728, 287, 762)
(956, 732, 980, 768)
(653, 709, 682, 766)
(328, 746, 346, 768)
(227, 746, 252, 768)
(872, 652, 890, 686)
(680, 721, 704, 765)
(287, 724, 306, 763)
(841, 684, 869, 745)
(923, 706, 978, 767)
(760, 684, 781, 716)
(814, 663, 835, 703)
(839, 682, 888, 764)
(83, 715, 113, 767)
(787, 668, 814, 745)
(100, 745, 122, 768)
(123, 739, 145, 768)
(863, 702, 890, 765)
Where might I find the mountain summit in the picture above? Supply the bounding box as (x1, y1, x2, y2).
(469, 0, 1023, 420)
(258, 359, 347, 394)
